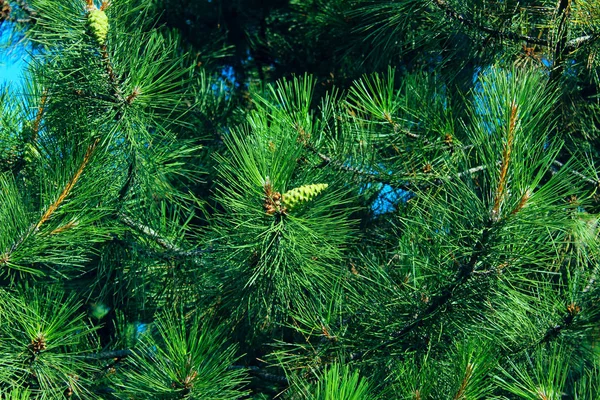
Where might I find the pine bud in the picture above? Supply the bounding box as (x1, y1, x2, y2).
(90, 302, 111, 320)
(282, 183, 328, 211)
(87, 9, 109, 45)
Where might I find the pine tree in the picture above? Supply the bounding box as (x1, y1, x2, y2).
(1, 0, 600, 398)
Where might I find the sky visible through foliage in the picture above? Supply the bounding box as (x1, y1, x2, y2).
(0, 24, 25, 87)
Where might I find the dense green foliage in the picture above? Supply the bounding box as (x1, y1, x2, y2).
(1, 0, 600, 398)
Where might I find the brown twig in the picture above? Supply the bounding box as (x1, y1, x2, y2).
(50, 219, 79, 235)
(35, 138, 99, 231)
(31, 89, 48, 142)
(100, 45, 123, 102)
(453, 363, 474, 400)
(0, 0, 11, 22)
(491, 103, 517, 220)
(511, 189, 532, 215)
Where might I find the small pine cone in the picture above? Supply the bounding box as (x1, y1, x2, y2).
(87, 9, 109, 45)
(282, 183, 328, 211)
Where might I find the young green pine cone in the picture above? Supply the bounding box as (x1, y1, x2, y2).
(282, 183, 328, 211)
(87, 9, 109, 45)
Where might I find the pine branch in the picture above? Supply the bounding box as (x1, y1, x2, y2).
(390, 224, 490, 339)
(537, 308, 577, 346)
(550, 0, 571, 83)
(431, 0, 548, 46)
(429, 0, 598, 53)
(432, 0, 597, 53)
(349, 224, 493, 361)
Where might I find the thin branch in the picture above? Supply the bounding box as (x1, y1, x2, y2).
(508, 303, 580, 356)
(117, 159, 135, 202)
(391, 225, 490, 339)
(566, 34, 598, 51)
(81, 350, 289, 384)
(100, 45, 124, 102)
(81, 349, 132, 361)
(228, 365, 289, 385)
(511, 188, 532, 215)
(491, 102, 517, 220)
(431, 0, 548, 46)
(310, 141, 491, 191)
(537, 312, 576, 346)
(118, 214, 181, 252)
(118, 214, 210, 260)
(312, 139, 599, 204)
(508, 301, 585, 356)
(349, 225, 493, 361)
(552, 159, 599, 186)
(583, 270, 598, 294)
(383, 112, 421, 139)
(550, 0, 571, 83)
(453, 363, 474, 400)
(35, 138, 99, 231)
(31, 89, 48, 142)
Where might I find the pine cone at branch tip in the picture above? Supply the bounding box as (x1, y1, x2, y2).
(282, 183, 329, 211)
(87, 9, 108, 45)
